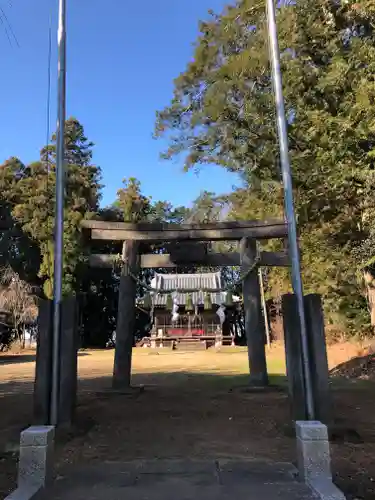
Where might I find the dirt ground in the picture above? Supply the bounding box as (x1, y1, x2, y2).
(1, 344, 375, 499)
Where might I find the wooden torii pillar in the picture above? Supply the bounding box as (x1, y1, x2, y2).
(112, 240, 140, 390)
(241, 238, 268, 387)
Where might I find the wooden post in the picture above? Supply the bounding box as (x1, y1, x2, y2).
(282, 293, 331, 424)
(241, 238, 268, 386)
(112, 240, 139, 389)
(151, 316, 158, 349)
(304, 294, 332, 426)
(59, 296, 78, 426)
(34, 300, 53, 424)
(282, 293, 307, 421)
(34, 297, 78, 426)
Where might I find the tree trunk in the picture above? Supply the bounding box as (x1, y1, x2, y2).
(364, 271, 375, 326)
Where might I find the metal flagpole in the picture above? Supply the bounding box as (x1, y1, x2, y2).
(265, 0, 315, 420)
(50, 0, 67, 426)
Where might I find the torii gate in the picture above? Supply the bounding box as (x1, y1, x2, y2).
(82, 218, 290, 389)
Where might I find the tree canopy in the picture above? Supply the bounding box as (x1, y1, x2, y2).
(3, 0, 375, 345)
(0, 118, 104, 346)
(155, 0, 375, 334)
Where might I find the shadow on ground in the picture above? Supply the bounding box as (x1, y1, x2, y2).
(0, 354, 37, 365)
(0, 351, 90, 366)
(1, 369, 375, 499)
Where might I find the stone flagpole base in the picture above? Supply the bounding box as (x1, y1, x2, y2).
(5, 426, 55, 500)
(296, 421, 345, 500)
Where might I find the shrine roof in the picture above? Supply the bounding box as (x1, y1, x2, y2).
(151, 272, 226, 307)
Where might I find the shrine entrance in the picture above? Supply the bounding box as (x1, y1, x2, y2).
(82, 218, 290, 390)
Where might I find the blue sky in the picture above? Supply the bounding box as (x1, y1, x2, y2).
(0, 0, 240, 208)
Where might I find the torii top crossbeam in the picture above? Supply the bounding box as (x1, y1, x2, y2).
(81, 219, 288, 242)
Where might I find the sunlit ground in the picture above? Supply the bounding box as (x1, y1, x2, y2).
(0, 346, 375, 499)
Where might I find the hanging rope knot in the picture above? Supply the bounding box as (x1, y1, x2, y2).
(113, 253, 123, 272)
(116, 254, 139, 282)
(239, 243, 261, 283)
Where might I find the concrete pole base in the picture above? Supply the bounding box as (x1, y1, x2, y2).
(296, 421, 345, 499)
(5, 426, 55, 500)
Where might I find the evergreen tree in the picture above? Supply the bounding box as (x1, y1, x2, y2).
(116, 177, 153, 222)
(0, 158, 41, 283)
(155, 0, 375, 334)
(6, 117, 102, 298)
